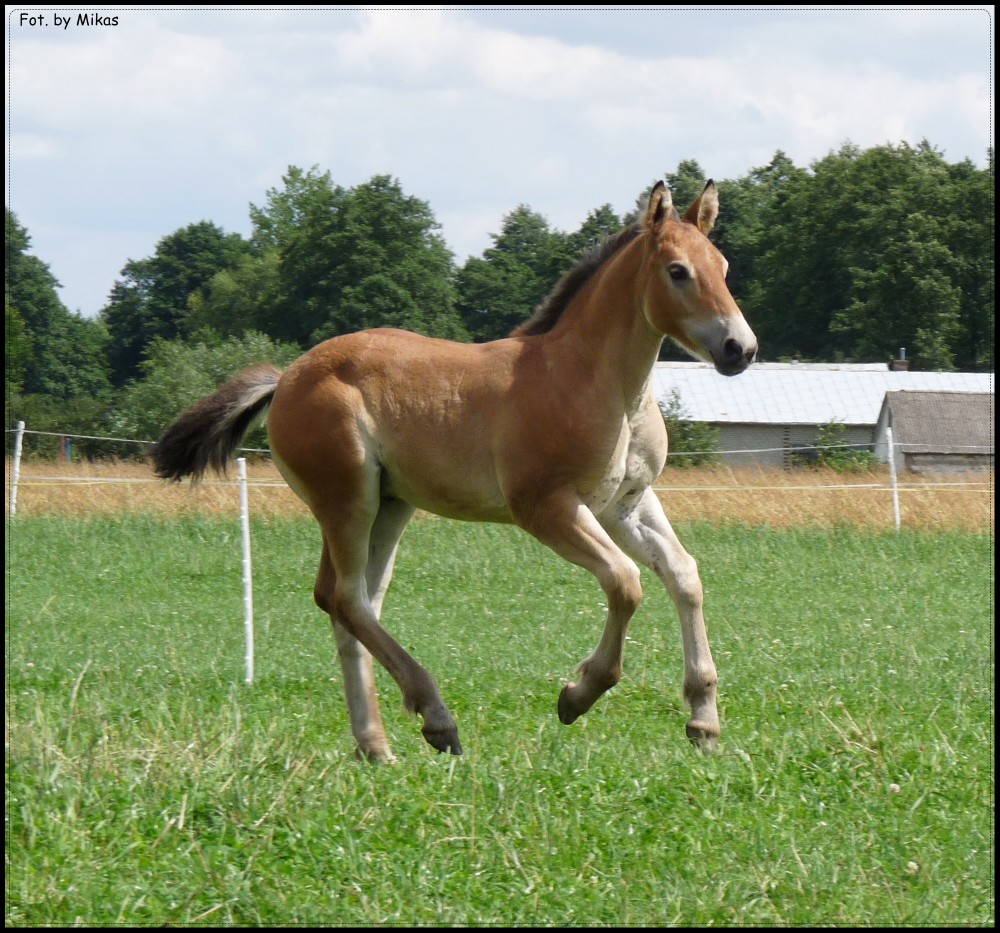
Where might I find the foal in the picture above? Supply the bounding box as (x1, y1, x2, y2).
(152, 180, 757, 761)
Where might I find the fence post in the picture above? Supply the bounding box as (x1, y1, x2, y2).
(237, 457, 255, 684)
(886, 426, 901, 532)
(9, 421, 25, 517)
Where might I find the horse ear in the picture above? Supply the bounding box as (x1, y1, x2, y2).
(684, 180, 719, 234)
(644, 181, 676, 233)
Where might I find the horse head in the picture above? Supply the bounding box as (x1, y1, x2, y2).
(639, 180, 757, 376)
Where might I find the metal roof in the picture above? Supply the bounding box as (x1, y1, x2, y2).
(653, 362, 995, 426)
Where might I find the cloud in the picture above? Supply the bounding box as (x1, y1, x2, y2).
(5, 8, 991, 317)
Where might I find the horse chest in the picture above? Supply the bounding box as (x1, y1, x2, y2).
(581, 419, 659, 516)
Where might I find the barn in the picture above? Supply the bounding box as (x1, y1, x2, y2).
(652, 362, 994, 468)
(874, 391, 994, 474)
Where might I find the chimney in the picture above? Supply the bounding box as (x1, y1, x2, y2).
(889, 347, 909, 372)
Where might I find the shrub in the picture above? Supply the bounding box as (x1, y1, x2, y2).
(659, 388, 720, 467)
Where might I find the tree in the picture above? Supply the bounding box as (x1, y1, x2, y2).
(314, 175, 466, 342)
(803, 420, 878, 472)
(184, 249, 281, 340)
(714, 151, 806, 310)
(237, 168, 468, 346)
(5, 297, 31, 400)
(5, 208, 111, 402)
(566, 204, 627, 258)
(942, 149, 994, 370)
(109, 331, 303, 455)
(665, 159, 709, 214)
(456, 206, 571, 341)
(101, 221, 249, 385)
(745, 141, 991, 369)
(456, 203, 631, 343)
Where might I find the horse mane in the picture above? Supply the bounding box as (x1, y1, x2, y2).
(510, 223, 642, 337)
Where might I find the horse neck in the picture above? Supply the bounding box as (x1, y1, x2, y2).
(546, 237, 663, 410)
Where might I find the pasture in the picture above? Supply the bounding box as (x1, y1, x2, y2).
(5, 492, 993, 925)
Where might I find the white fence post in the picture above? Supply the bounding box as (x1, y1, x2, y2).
(886, 426, 901, 532)
(9, 421, 26, 517)
(237, 457, 255, 684)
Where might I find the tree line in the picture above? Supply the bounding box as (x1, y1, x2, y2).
(5, 140, 994, 458)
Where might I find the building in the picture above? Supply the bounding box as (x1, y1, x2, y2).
(874, 391, 994, 474)
(652, 362, 994, 468)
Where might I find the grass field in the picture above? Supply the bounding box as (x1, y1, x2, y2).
(5, 507, 994, 926)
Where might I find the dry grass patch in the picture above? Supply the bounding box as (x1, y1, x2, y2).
(654, 465, 993, 532)
(5, 458, 993, 532)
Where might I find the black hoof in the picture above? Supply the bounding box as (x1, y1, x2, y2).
(557, 686, 580, 725)
(422, 726, 463, 755)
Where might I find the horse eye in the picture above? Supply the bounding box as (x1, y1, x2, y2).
(668, 263, 690, 281)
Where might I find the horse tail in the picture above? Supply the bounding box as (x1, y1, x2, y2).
(151, 363, 283, 483)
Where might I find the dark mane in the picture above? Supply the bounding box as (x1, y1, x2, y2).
(510, 224, 642, 337)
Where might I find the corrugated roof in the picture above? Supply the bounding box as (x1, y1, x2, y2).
(884, 391, 994, 453)
(653, 362, 994, 426)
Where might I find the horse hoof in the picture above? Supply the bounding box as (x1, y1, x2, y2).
(685, 722, 720, 754)
(354, 746, 398, 766)
(557, 685, 581, 725)
(422, 725, 463, 755)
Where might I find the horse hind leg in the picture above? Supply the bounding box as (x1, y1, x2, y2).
(315, 541, 393, 763)
(316, 490, 462, 757)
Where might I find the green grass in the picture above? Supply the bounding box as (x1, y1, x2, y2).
(5, 515, 994, 925)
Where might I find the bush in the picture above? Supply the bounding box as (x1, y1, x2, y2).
(811, 420, 879, 472)
(659, 388, 720, 467)
(107, 331, 303, 458)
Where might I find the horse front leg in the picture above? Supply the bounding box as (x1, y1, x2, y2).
(515, 490, 644, 724)
(603, 488, 721, 750)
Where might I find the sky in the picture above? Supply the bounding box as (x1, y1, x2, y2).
(5, 5, 994, 319)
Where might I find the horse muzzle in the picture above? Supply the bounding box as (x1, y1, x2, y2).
(712, 336, 757, 376)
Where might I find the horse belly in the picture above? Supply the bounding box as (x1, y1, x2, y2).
(376, 431, 511, 523)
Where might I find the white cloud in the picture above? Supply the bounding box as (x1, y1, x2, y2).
(5, 7, 991, 318)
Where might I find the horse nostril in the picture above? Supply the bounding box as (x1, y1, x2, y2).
(722, 338, 744, 365)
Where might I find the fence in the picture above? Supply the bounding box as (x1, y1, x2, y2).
(6, 421, 994, 683)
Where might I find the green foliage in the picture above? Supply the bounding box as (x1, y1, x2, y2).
(659, 388, 720, 466)
(5, 517, 993, 925)
(7, 142, 993, 465)
(798, 420, 879, 472)
(665, 158, 709, 213)
(5, 208, 112, 402)
(108, 331, 302, 454)
(249, 167, 468, 345)
(456, 205, 570, 341)
(5, 296, 31, 398)
(456, 203, 625, 342)
(101, 221, 250, 386)
(744, 141, 992, 371)
(6, 208, 113, 454)
(184, 248, 281, 340)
